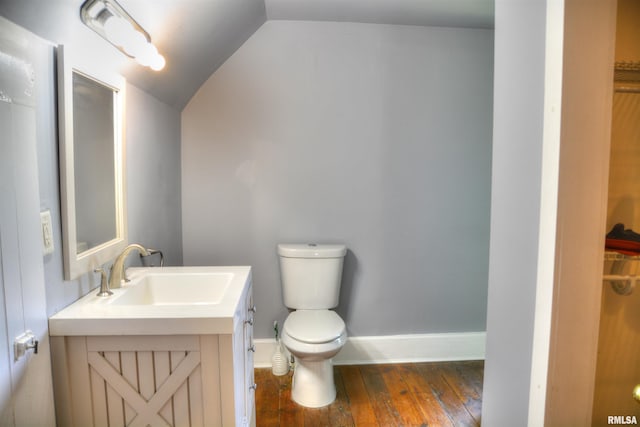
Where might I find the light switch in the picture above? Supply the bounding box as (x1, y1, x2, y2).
(40, 210, 54, 255)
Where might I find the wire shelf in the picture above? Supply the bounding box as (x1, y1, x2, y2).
(604, 251, 640, 262)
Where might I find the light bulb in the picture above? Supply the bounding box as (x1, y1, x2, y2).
(102, 13, 165, 71)
(136, 42, 157, 67)
(150, 53, 165, 71)
(124, 30, 149, 59)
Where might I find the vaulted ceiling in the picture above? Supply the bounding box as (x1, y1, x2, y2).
(0, 0, 493, 110)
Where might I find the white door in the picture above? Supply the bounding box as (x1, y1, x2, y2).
(0, 17, 56, 427)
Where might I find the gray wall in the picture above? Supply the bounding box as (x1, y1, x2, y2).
(481, 1, 546, 423)
(182, 20, 493, 339)
(126, 84, 183, 267)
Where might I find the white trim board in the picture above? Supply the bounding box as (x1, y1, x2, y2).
(253, 332, 486, 368)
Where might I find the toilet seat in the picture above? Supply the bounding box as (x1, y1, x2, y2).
(284, 310, 345, 344)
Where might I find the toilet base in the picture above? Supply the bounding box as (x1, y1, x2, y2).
(291, 358, 336, 408)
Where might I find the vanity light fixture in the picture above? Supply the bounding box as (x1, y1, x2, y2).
(80, 0, 166, 71)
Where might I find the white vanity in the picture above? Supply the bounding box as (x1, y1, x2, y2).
(49, 266, 255, 427)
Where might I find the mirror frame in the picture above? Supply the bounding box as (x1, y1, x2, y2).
(57, 45, 128, 280)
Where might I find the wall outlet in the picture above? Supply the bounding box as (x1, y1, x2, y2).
(40, 210, 54, 255)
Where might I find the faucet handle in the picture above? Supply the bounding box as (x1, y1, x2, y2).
(141, 248, 164, 267)
(94, 267, 113, 297)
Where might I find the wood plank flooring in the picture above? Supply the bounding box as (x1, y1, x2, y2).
(255, 361, 483, 427)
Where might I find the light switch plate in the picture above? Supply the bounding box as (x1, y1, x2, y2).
(40, 210, 54, 255)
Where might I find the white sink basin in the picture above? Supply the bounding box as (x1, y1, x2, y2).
(49, 266, 251, 336)
(110, 271, 233, 306)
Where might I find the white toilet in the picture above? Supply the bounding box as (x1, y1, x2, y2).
(277, 243, 348, 408)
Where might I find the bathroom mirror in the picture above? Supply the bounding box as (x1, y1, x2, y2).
(57, 45, 128, 280)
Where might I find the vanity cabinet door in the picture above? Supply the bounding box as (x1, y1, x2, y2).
(244, 285, 256, 425)
(231, 281, 255, 426)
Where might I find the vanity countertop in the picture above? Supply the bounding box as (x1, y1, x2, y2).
(48, 266, 252, 336)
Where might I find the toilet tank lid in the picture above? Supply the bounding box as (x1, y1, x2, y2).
(277, 243, 347, 258)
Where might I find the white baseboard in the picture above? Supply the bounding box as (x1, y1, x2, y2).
(253, 332, 486, 368)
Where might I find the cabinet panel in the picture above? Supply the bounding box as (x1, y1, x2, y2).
(86, 344, 203, 426)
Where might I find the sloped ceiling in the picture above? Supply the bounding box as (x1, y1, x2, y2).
(0, 0, 493, 110)
(266, 0, 493, 29)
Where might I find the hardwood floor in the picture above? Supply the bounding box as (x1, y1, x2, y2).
(255, 361, 483, 427)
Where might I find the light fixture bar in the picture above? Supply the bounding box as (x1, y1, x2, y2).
(80, 0, 165, 71)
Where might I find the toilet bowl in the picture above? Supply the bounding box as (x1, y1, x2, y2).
(277, 243, 348, 408)
(281, 309, 347, 407)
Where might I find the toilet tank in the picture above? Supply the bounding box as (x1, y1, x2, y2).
(277, 243, 347, 309)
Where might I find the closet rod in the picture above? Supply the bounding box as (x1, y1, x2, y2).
(603, 274, 637, 296)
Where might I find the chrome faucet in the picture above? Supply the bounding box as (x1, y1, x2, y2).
(109, 243, 150, 289)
